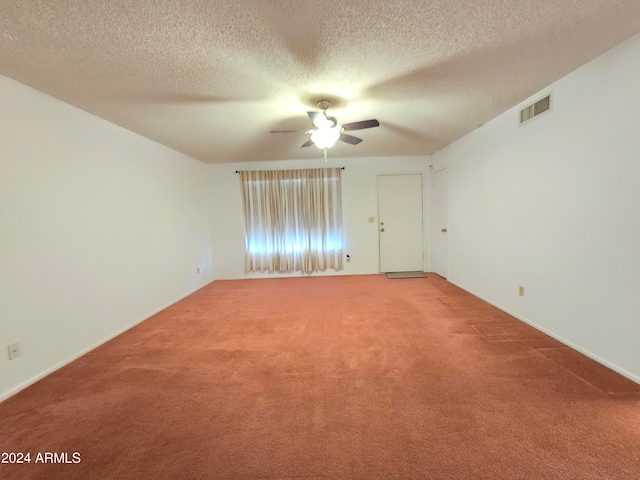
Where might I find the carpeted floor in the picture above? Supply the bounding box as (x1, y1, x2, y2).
(1, 274, 639, 479)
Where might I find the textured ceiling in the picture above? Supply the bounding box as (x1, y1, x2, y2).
(2, 1, 640, 164)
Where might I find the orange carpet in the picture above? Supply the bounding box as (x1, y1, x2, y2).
(1, 274, 639, 479)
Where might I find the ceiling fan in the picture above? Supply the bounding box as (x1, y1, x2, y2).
(271, 100, 380, 160)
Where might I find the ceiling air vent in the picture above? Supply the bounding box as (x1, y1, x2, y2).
(520, 94, 551, 125)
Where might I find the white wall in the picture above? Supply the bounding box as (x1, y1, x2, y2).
(210, 156, 430, 279)
(0, 75, 214, 401)
(432, 33, 640, 382)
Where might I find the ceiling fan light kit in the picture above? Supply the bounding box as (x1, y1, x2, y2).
(271, 99, 380, 160)
(310, 126, 341, 149)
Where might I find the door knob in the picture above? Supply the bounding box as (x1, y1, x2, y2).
(441, 228, 447, 233)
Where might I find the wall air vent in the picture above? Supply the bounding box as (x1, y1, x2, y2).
(520, 94, 552, 125)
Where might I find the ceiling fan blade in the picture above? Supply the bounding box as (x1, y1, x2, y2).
(301, 139, 314, 148)
(341, 119, 380, 131)
(307, 111, 325, 128)
(339, 134, 362, 145)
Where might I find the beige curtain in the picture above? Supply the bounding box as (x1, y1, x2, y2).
(239, 168, 344, 273)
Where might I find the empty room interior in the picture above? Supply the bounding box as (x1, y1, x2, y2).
(1, 2, 640, 479)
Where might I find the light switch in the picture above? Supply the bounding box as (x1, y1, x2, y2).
(368, 217, 375, 223)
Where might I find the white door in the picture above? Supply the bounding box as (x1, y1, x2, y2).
(431, 169, 448, 278)
(378, 174, 424, 272)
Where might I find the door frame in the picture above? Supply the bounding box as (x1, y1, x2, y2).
(431, 167, 448, 278)
(376, 173, 425, 273)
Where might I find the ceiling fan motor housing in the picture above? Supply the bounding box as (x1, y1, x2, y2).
(317, 100, 332, 110)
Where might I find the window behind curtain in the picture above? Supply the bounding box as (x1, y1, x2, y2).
(239, 168, 344, 273)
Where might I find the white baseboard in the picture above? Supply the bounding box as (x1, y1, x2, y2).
(447, 279, 640, 386)
(0, 280, 215, 403)
(214, 271, 378, 281)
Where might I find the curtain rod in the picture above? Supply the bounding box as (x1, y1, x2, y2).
(235, 167, 345, 173)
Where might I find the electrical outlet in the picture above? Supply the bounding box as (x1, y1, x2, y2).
(8, 343, 21, 360)
(518, 286, 525, 297)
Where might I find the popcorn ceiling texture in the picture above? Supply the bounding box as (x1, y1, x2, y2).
(1, 0, 640, 163)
